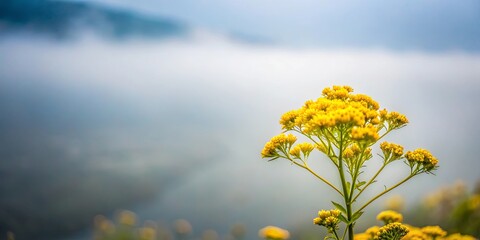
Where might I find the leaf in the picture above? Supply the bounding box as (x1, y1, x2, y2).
(338, 213, 348, 224)
(351, 211, 364, 222)
(355, 181, 366, 190)
(267, 157, 280, 162)
(346, 181, 351, 192)
(331, 201, 347, 214)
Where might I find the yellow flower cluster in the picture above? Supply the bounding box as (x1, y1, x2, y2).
(343, 144, 361, 158)
(313, 209, 341, 230)
(351, 125, 380, 142)
(377, 210, 403, 224)
(261, 134, 297, 158)
(380, 110, 409, 130)
(258, 226, 290, 240)
(443, 233, 477, 240)
(405, 149, 439, 171)
(467, 194, 480, 210)
(356, 212, 476, 240)
(290, 142, 315, 158)
(380, 142, 404, 161)
(402, 228, 428, 240)
(279, 86, 385, 138)
(374, 222, 409, 240)
(421, 226, 447, 238)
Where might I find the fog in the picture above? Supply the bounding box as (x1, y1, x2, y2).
(1, 35, 480, 239)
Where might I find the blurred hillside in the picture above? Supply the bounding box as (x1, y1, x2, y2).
(0, 0, 187, 39)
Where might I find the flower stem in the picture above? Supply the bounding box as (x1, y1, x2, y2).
(354, 174, 414, 215)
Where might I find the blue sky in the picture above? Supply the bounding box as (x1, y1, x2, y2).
(75, 0, 480, 51)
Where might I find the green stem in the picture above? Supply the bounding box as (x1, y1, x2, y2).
(281, 150, 344, 197)
(333, 229, 341, 240)
(336, 129, 354, 240)
(354, 174, 415, 215)
(302, 163, 344, 197)
(351, 162, 387, 203)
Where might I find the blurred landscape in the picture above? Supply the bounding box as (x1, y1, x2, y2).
(1, 0, 480, 239)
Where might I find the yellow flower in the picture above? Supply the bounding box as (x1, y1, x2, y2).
(139, 227, 157, 240)
(384, 195, 405, 212)
(351, 125, 379, 142)
(443, 233, 477, 240)
(290, 142, 315, 158)
(366, 226, 381, 238)
(280, 110, 299, 130)
(468, 194, 480, 210)
(383, 111, 409, 130)
(405, 148, 438, 171)
(402, 229, 428, 240)
(261, 134, 297, 158)
(376, 210, 403, 224)
(374, 222, 409, 240)
(314, 209, 341, 230)
(380, 142, 404, 161)
(258, 226, 290, 240)
(118, 210, 136, 226)
(421, 226, 447, 238)
(355, 233, 371, 240)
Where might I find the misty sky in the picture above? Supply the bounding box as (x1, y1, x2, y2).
(72, 0, 480, 50)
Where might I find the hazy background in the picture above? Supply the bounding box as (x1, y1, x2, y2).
(1, 0, 480, 239)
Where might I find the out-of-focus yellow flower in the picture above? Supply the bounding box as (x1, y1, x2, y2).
(363, 226, 381, 239)
(355, 233, 371, 240)
(385, 195, 405, 211)
(421, 226, 447, 238)
(258, 226, 290, 240)
(377, 210, 403, 224)
(118, 210, 137, 226)
(230, 223, 246, 239)
(374, 222, 409, 240)
(402, 229, 428, 240)
(174, 219, 192, 236)
(93, 215, 115, 237)
(443, 233, 477, 240)
(201, 229, 220, 240)
(139, 227, 156, 240)
(467, 194, 480, 210)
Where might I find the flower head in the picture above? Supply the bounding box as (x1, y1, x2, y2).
(421, 226, 447, 239)
(380, 142, 404, 162)
(290, 142, 315, 158)
(376, 210, 403, 224)
(261, 134, 297, 158)
(258, 226, 290, 240)
(313, 209, 341, 231)
(374, 222, 409, 240)
(405, 148, 438, 172)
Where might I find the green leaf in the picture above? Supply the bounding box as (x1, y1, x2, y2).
(355, 181, 366, 190)
(338, 213, 348, 224)
(351, 211, 364, 222)
(331, 201, 347, 214)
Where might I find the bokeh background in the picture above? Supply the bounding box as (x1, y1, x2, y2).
(1, 0, 479, 239)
